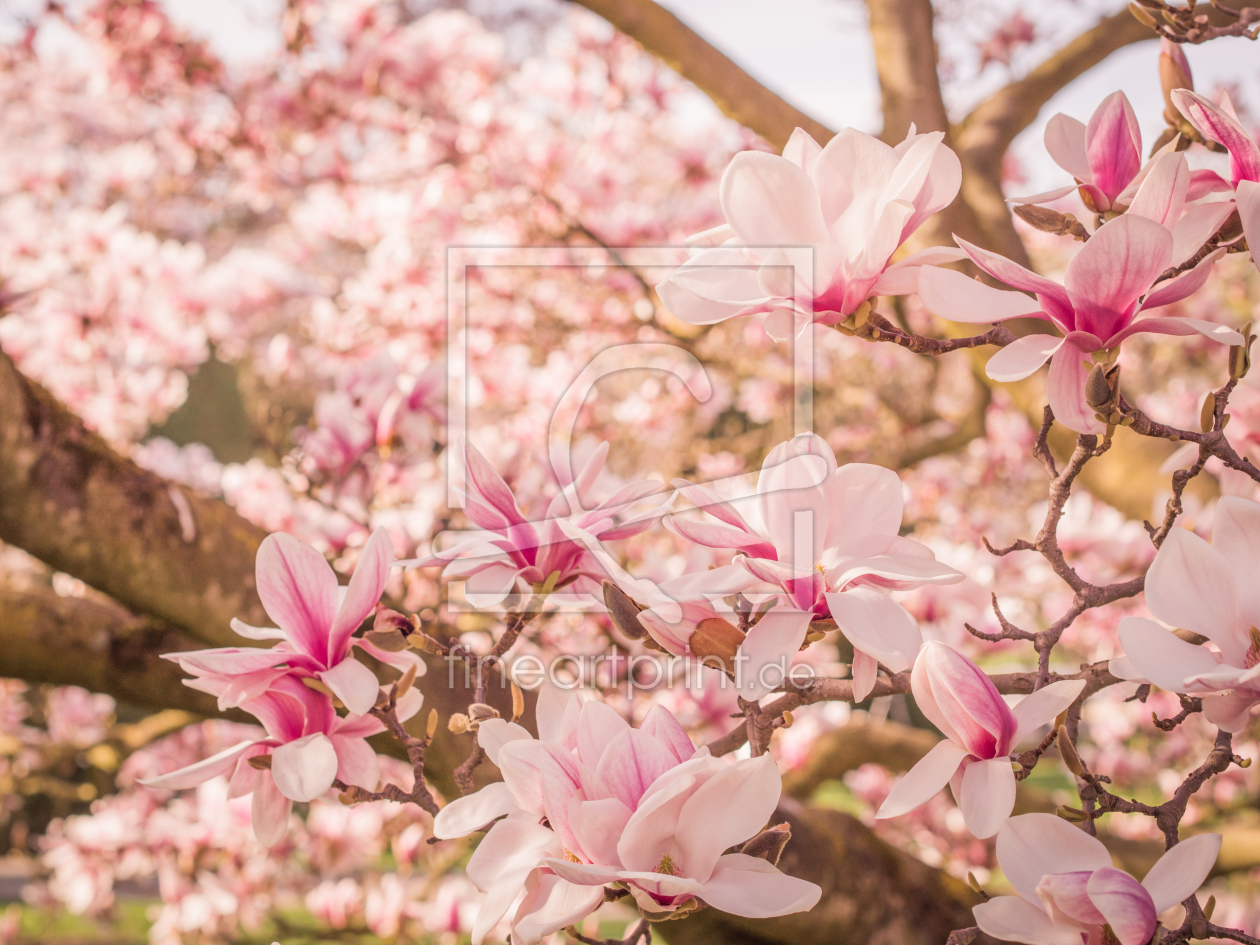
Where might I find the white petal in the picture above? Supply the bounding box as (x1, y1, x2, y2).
(875, 740, 967, 819)
(1116, 617, 1225, 694)
(270, 733, 340, 802)
(985, 335, 1065, 383)
(1011, 680, 1085, 745)
(433, 782, 520, 839)
(826, 588, 922, 673)
(1147, 527, 1245, 665)
(997, 813, 1111, 904)
(1141, 833, 1221, 913)
(974, 895, 1082, 945)
(319, 658, 380, 716)
(960, 758, 1016, 839)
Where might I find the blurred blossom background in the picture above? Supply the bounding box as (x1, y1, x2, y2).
(0, 0, 1258, 942)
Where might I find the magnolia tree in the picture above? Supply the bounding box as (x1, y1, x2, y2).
(3, 1, 1260, 945)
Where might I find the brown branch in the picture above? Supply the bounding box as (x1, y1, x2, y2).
(566, 0, 832, 150)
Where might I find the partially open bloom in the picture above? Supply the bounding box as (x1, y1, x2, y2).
(432, 689, 820, 942)
(668, 433, 963, 699)
(1112, 496, 1260, 731)
(920, 193, 1242, 433)
(164, 528, 417, 716)
(140, 676, 417, 846)
(974, 814, 1220, 945)
(1173, 88, 1260, 256)
(876, 642, 1084, 838)
(656, 126, 964, 340)
(408, 440, 663, 606)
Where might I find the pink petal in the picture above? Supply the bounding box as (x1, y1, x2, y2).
(327, 527, 393, 662)
(1010, 680, 1086, 745)
(639, 704, 696, 763)
(719, 152, 829, 245)
(781, 127, 823, 174)
(251, 772, 292, 847)
(917, 265, 1048, 324)
(432, 782, 519, 839)
(665, 516, 778, 559)
(165, 647, 293, 676)
(1085, 867, 1158, 945)
(538, 858, 624, 886)
(475, 718, 533, 767)
(535, 683, 581, 747)
(736, 608, 812, 700)
(498, 740, 577, 817)
(573, 796, 633, 866)
(825, 587, 921, 673)
(1187, 168, 1233, 201)
(540, 751, 587, 860)
(1116, 618, 1225, 694)
(913, 641, 1017, 759)
(1174, 90, 1260, 186)
(852, 198, 914, 280)
(675, 754, 782, 883)
(1045, 113, 1092, 182)
(1064, 215, 1171, 340)
(872, 246, 969, 295)
(1201, 690, 1259, 732)
(1086, 91, 1142, 203)
(756, 435, 835, 565)
(851, 648, 879, 702)
(1170, 200, 1236, 266)
(1046, 343, 1105, 435)
(1125, 152, 1188, 227)
(819, 462, 903, 560)
(330, 734, 379, 790)
(959, 757, 1016, 838)
(1147, 527, 1245, 665)
(137, 740, 258, 791)
(319, 657, 380, 716)
(829, 552, 964, 591)
(256, 532, 339, 662)
(875, 739, 968, 818)
(974, 895, 1080, 945)
(468, 820, 563, 945)
(595, 728, 679, 810)
(953, 236, 1075, 324)
(669, 479, 757, 533)
(996, 813, 1112, 905)
(695, 853, 822, 918)
(1036, 870, 1106, 926)
(616, 765, 701, 872)
(270, 732, 339, 802)
(1214, 496, 1260, 630)
(460, 439, 528, 531)
(577, 701, 631, 770)
(511, 872, 605, 945)
(1238, 180, 1260, 261)
(985, 334, 1065, 382)
(811, 127, 893, 232)
(1138, 249, 1226, 314)
(895, 133, 964, 240)
(1112, 316, 1242, 348)
(1141, 833, 1221, 913)
(229, 618, 286, 641)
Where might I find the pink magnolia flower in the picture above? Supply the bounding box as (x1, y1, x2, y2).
(1112, 496, 1260, 731)
(432, 688, 819, 940)
(974, 814, 1220, 945)
(876, 642, 1084, 838)
(920, 189, 1242, 433)
(140, 676, 416, 846)
(668, 433, 963, 699)
(407, 440, 663, 607)
(656, 126, 965, 341)
(1174, 89, 1260, 257)
(164, 527, 415, 716)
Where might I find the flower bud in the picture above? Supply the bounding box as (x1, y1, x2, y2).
(1085, 364, 1114, 410)
(511, 682, 525, 722)
(448, 713, 471, 734)
(1057, 726, 1085, 776)
(688, 616, 747, 673)
(603, 581, 648, 640)
(1204, 894, 1216, 920)
(739, 823, 791, 866)
(1129, 2, 1157, 26)
(1229, 323, 1254, 379)
(426, 709, 439, 738)
(467, 703, 500, 724)
(1159, 38, 1193, 114)
(1200, 392, 1217, 433)
(1056, 805, 1088, 822)
(248, 754, 273, 770)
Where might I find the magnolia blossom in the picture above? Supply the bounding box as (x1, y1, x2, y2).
(921, 167, 1242, 433)
(431, 688, 820, 942)
(656, 125, 965, 341)
(876, 642, 1084, 838)
(163, 528, 416, 716)
(974, 814, 1220, 945)
(1112, 496, 1260, 731)
(668, 433, 963, 699)
(140, 676, 419, 846)
(1174, 88, 1260, 258)
(408, 440, 663, 606)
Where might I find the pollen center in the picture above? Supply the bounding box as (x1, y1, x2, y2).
(654, 854, 680, 876)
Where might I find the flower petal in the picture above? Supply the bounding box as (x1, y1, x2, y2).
(256, 532, 339, 661)
(1086, 867, 1158, 945)
(596, 728, 680, 811)
(319, 657, 380, 716)
(639, 705, 696, 763)
(974, 895, 1081, 945)
(467, 819, 563, 945)
(1238, 180, 1260, 261)
(1046, 343, 1105, 435)
(1214, 496, 1260, 630)
(1064, 214, 1171, 341)
(695, 853, 822, 918)
(918, 266, 1047, 324)
(270, 732, 340, 802)
(577, 700, 631, 770)
(985, 335, 1065, 383)
(1126, 152, 1188, 227)
(511, 872, 605, 945)
(960, 757, 1016, 838)
(1141, 833, 1221, 914)
(433, 782, 520, 839)
(1011, 680, 1086, 745)
(1202, 690, 1259, 732)
(1174, 90, 1260, 186)
(736, 609, 812, 700)
(1116, 617, 1225, 693)
(826, 587, 921, 673)
(996, 813, 1112, 904)
(875, 739, 967, 819)
(476, 718, 533, 767)
(1086, 91, 1142, 203)
(720, 152, 829, 245)
(1138, 249, 1227, 314)
(251, 772, 292, 847)
(1147, 527, 1244, 665)
(138, 740, 258, 791)
(1045, 113, 1092, 182)
(675, 754, 782, 884)
(327, 527, 393, 662)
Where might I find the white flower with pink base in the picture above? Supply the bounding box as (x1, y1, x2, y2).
(974, 814, 1220, 945)
(876, 642, 1083, 838)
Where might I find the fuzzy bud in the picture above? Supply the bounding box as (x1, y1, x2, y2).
(1085, 364, 1113, 410)
(426, 709, 439, 739)
(511, 682, 525, 722)
(467, 703, 500, 724)
(603, 581, 648, 640)
(739, 823, 791, 866)
(1204, 894, 1216, 920)
(448, 713, 471, 734)
(1057, 726, 1085, 776)
(1200, 392, 1217, 433)
(689, 616, 747, 673)
(1129, 2, 1158, 26)
(1230, 323, 1254, 380)
(1159, 38, 1193, 113)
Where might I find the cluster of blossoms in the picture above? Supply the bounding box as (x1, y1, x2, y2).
(5, 3, 1260, 945)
